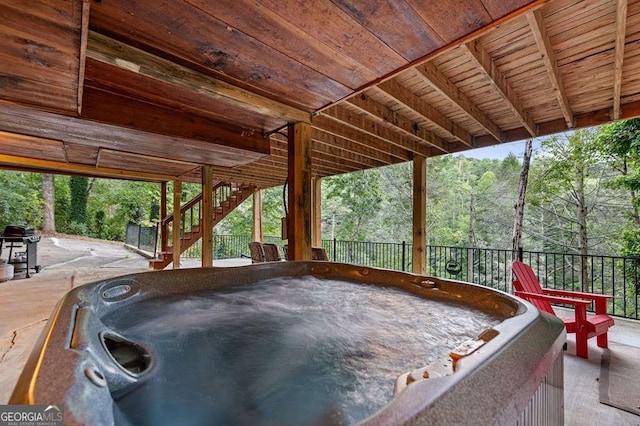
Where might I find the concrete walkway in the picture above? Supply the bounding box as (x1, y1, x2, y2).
(0, 238, 639, 425)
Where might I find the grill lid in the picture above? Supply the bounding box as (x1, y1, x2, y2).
(2, 225, 35, 237)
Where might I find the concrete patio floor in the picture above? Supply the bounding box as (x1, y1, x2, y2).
(1, 236, 639, 425)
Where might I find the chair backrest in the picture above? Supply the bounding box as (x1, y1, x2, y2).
(263, 243, 282, 262)
(312, 247, 329, 261)
(248, 242, 266, 263)
(511, 261, 554, 314)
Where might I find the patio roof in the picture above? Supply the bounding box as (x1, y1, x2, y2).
(0, 0, 638, 186)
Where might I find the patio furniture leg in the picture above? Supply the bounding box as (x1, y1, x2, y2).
(576, 331, 589, 359)
(597, 333, 608, 348)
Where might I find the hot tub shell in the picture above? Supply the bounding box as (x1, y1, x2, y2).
(10, 262, 565, 425)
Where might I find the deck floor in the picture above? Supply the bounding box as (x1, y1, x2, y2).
(0, 237, 638, 425)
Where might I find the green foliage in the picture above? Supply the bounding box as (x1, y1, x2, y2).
(0, 171, 42, 230)
(325, 169, 383, 241)
(69, 176, 90, 225)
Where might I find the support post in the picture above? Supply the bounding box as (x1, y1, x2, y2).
(412, 156, 427, 274)
(252, 189, 263, 242)
(287, 122, 312, 260)
(202, 166, 214, 267)
(172, 180, 182, 269)
(312, 177, 322, 247)
(160, 181, 168, 250)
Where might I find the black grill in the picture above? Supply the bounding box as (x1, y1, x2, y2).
(0, 225, 41, 278)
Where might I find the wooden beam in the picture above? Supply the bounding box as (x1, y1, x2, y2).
(82, 87, 270, 157)
(346, 94, 449, 154)
(312, 177, 322, 247)
(87, 31, 310, 124)
(526, 10, 573, 128)
(613, 0, 628, 120)
(313, 116, 411, 162)
(461, 40, 536, 136)
(77, 1, 91, 114)
(287, 122, 312, 261)
(412, 156, 427, 274)
(0, 152, 174, 182)
(415, 63, 503, 141)
(201, 166, 214, 267)
(160, 181, 168, 252)
(376, 80, 473, 146)
(0, 101, 267, 168)
(252, 190, 263, 243)
(172, 179, 182, 269)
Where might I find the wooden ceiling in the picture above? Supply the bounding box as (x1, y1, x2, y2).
(1, 0, 639, 186)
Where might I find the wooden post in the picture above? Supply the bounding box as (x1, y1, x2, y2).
(312, 177, 322, 247)
(160, 181, 167, 252)
(172, 180, 182, 269)
(287, 122, 312, 260)
(412, 156, 427, 274)
(252, 189, 263, 242)
(201, 165, 214, 267)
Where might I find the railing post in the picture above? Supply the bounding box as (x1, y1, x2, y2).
(153, 223, 158, 258)
(467, 247, 474, 282)
(333, 237, 337, 262)
(137, 224, 142, 250)
(402, 241, 406, 272)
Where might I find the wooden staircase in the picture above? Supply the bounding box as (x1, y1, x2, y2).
(150, 182, 255, 269)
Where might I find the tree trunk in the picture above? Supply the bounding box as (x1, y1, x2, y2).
(575, 162, 589, 291)
(41, 173, 56, 233)
(468, 192, 476, 248)
(512, 139, 533, 261)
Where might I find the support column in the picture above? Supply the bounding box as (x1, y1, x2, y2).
(172, 180, 182, 269)
(287, 122, 312, 260)
(312, 177, 322, 247)
(412, 156, 427, 274)
(252, 189, 263, 242)
(160, 181, 167, 252)
(201, 166, 214, 267)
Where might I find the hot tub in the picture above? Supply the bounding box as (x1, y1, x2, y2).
(10, 262, 565, 425)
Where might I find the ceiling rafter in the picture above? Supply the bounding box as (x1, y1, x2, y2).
(613, 0, 628, 120)
(270, 135, 386, 169)
(346, 93, 449, 154)
(322, 104, 439, 157)
(313, 115, 411, 162)
(461, 40, 536, 136)
(375, 80, 473, 147)
(414, 62, 503, 142)
(209, 166, 283, 188)
(526, 10, 573, 128)
(269, 140, 362, 172)
(311, 128, 400, 165)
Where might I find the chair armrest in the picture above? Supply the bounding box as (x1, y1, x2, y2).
(542, 288, 613, 301)
(514, 291, 591, 306)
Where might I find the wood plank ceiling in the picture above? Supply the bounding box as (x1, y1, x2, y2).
(1, 0, 639, 187)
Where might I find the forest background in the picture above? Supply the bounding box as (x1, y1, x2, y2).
(2, 119, 640, 258)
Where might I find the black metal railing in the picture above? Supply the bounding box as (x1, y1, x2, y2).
(125, 222, 158, 257)
(323, 239, 413, 271)
(181, 235, 254, 260)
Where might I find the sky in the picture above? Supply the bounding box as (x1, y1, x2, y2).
(457, 138, 545, 160)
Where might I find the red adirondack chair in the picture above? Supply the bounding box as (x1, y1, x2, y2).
(511, 261, 614, 359)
